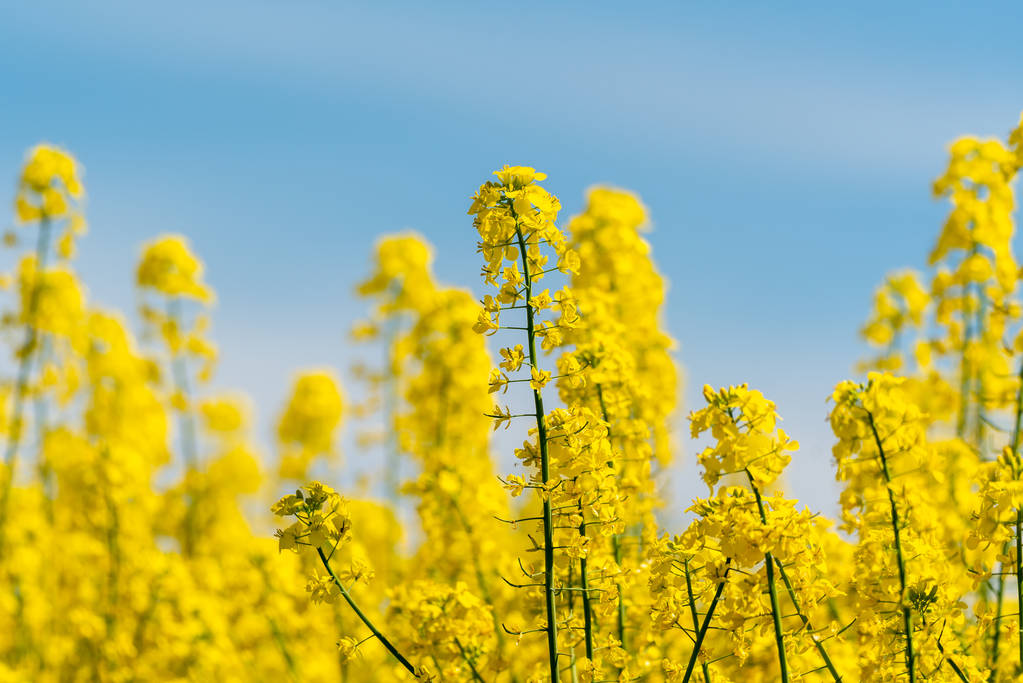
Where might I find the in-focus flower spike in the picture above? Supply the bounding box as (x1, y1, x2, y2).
(469, 165, 578, 682)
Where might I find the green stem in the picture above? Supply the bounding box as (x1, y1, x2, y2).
(269, 614, 299, 680)
(866, 411, 916, 683)
(336, 609, 350, 683)
(167, 297, 200, 556)
(746, 475, 789, 683)
(383, 307, 401, 504)
(131, 572, 165, 663)
(938, 639, 969, 683)
(104, 473, 121, 641)
(595, 383, 627, 653)
(956, 244, 979, 439)
(929, 617, 969, 683)
(774, 558, 842, 682)
(455, 637, 486, 683)
(682, 560, 730, 683)
(451, 497, 519, 683)
(578, 503, 594, 662)
(1009, 356, 1023, 675)
(514, 220, 559, 682)
(990, 565, 1006, 679)
(1016, 510, 1023, 673)
(34, 334, 54, 522)
(0, 216, 53, 550)
(253, 556, 299, 679)
(567, 562, 578, 683)
(315, 547, 418, 676)
(612, 535, 626, 645)
(683, 559, 713, 683)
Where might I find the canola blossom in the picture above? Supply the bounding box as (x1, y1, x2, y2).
(2, 114, 1023, 681)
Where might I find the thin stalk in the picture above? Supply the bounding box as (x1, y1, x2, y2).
(990, 566, 1006, 679)
(103, 479, 121, 640)
(925, 616, 969, 683)
(35, 334, 54, 520)
(991, 357, 1023, 677)
(746, 474, 789, 683)
(0, 216, 53, 548)
(866, 411, 916, 683)
(596, 383, 627, 652)
(382, 305, 401, 504)
(956, 245, 979, 439)
(1016, 510, 1023, 672)
(439, 338, 518, 682)
(167, 297, 200, 556)
(451, 496, 519, 683)
(1009, 356, 1023, 675)
(0, 219, 53, 667)
(268, 613, 299, 680)
(774, 558, 842, 682)
(253, 556, 299, 679)
(938, 640, 969, 683)
(131, 572, 165, 668)
(683, 559, 713, 683)
(612, 535, 625, 642)
(514, 219, 559, 682)
(336, 610, 350, 683)
(578, 502, 594, 661)
(682, 560, 730, 683)
(315, 547, 417, 676)
(454, 637, 486, 683)
(973, 284, 988, 451)
(568, 562, 578, 683)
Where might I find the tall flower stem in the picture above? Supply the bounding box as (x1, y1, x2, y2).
(252, 556, 299, 679)
(746, 473, 789, 683)
(167, 297, 200, 556)
(513, 220, 560, 682)
(1016, 509, 1023, 673)
(682, 560, 730, 683)
(987, 357, 1023, 678)
(774, 558, 843, 682)
(1007, 357, 1023, 675)
(595, 383, 627, 652)
(0, 216, 53, 551)
(578, 502, 594, 662)
(866, 411, 916, 683)
(451, 498, 519, 683)
(382, 306, 401, 505)
(683, 559, 713, 683)
(315, 547, 418, 676)
(454, 637, 486, 683)
(956, 244, 979, 439)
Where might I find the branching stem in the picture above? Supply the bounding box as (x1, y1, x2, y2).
(315, 547, 417, 677)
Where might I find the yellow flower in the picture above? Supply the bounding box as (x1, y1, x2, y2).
(488, 368, 509, 394)
(136, 234, 213, 302)
(530, 366, 551, 391)
(337, 636, 361, 663)
(499, 344, 525, 372)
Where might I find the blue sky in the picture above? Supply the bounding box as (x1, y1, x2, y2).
(3, 0, 1022, 524)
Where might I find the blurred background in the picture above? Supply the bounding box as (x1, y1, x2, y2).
(3, 0, 1023, 526)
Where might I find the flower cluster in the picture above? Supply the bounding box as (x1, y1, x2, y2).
(690, 383, 798, 490)
(8, 111, 1023, 683)
(276, 371, 344, 480)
